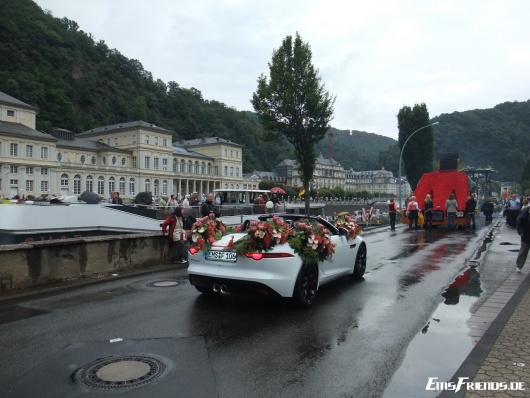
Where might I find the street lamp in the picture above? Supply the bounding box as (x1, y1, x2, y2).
(398, 121, 440, 209)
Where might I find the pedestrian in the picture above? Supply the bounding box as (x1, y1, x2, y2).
(506, 194, 521, 228)
(161, 206, 188, 264)
(445, 193, 459, 231)
(201, 193, 221, 218)
(423, 194, 434, 229)
(465, 193, 477, 230)
(182, 194, 190, 208)
(166, 194, 177, 210)
(388, 198, 398, 230)
(111, 191, 123, 205)
(406, 195, 420, 231)
(215, 193, 223, 206)
(481, 196, 494, 225)
(159, 195, 167, 208)
(515, 202, 530, 272)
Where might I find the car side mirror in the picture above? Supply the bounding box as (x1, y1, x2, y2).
(338, 227, 348, 236)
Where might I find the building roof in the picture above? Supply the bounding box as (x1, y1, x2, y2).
(0, 121, 56, 141)
(0, 91, 38, 110)
(171, 145, 213, 160)
(78, 120, 174, 137)
(177, 137, 243, 148)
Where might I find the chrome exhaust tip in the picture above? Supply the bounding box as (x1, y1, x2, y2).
(220, 284, 227, 294)
(212, 283, 220, 293)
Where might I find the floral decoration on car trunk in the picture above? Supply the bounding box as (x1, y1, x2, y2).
(189, 214, 231, 252)
(288, 221, 336, 266)
(333, 215, 363, 240)
(233, 216, 295, 256)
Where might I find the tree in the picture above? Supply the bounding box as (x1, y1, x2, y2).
(251, 32, 335, 214)
(520, 158, 530, 195)
(397, 103, 434, 191)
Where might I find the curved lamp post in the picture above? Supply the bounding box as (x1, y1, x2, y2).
(398, 121, 440, 209)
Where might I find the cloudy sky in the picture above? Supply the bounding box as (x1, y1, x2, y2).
(34, 0, 530, 139)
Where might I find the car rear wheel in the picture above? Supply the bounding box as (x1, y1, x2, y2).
(351, 243, 367, 278)
(293, 264, 318, 308)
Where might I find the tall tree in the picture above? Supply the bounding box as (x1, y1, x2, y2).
(397, 103, 434, 191)
(251, 32, 335, 214)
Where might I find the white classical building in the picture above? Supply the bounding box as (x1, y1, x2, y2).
(0, 91, 243, 200)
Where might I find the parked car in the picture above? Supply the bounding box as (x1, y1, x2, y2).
(187, 214, 367, 307)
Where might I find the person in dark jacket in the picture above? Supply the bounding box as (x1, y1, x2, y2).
(516, 203, 530, 272)
(423, 194, 434, 229)
(201, 193, 220, 218)
(388, 198, 398, 230)
(481, 197, 494, 224)
(465, 193, 477, 230)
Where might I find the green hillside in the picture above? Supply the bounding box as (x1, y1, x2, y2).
(1, 0, 529, 182)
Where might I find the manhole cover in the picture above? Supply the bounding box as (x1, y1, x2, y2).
(147, 280, 186, 288)
(73, 355, 166, 390)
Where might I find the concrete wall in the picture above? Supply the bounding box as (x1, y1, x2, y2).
(0, 233, 171, 292)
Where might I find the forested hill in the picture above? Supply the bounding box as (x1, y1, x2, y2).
(1, 1, 529, 181)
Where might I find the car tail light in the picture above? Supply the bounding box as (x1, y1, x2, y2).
(245, 252, 295, 261)
(189, 247, 199, 255)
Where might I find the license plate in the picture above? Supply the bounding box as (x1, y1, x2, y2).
(205, 250, 237, 262)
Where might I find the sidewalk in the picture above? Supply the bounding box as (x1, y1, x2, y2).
(441, 221, 530, 397)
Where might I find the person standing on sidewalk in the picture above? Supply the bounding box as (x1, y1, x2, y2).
(481, 196, 494, 225)
(465, 193, 477, 230)
(423, 194, 434, 229)
(407, 196, 420, 231)
(515, 200, 530, 272)
(388, 198, 398, 230)
(445, 193, 459, 231)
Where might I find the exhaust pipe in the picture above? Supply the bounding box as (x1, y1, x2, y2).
(213, 283, 220, 293)
(220, 284, 227, 294)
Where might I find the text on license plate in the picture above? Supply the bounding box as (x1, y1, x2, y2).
(205, 250, 237, 262)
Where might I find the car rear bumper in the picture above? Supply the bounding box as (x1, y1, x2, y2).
(188, 273, 284, 298)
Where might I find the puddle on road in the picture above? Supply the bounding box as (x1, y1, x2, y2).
(0, 305, 50, 325)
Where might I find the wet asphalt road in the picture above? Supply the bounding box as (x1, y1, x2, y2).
(0, 217, 511, 397)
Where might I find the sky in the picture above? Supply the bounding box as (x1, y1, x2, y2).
(34, 0, 530, 140)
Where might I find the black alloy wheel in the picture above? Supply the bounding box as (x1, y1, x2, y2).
(351, 243, 367, 278)
(293, 264, 318, 308)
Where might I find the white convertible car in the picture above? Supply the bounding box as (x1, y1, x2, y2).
(187, 214, 367, 307)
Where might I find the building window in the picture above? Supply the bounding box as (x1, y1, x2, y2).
(26, 180, 34, 192)
(112, 156, 117, 165)
(41, 168, 48, 176)
(119, 177, 125, 195)
(106, 138, 111, 146)
(40, 147, 48, 159)
(109, 177, 115, 193)
(236, 167, 240, 177)
(153, 180, 158, 196)
(97, 176, 105, 195)
(180, 160, 185, 173)
(114, 137, 118, 146)
(163, 138, 167, 147)
(91, 156, 96, 165)
(172, 159, 177, 172)
(188, 161, 193, 173)
(7, 109, 15, 117)
(10, 165, 18, 174)
(194, 162, 199, 174)
(81, 155, 86, 164)
(121, 157, 126, 166)
(224, 166, 228, 175)
(154, 157, 159, 170)
(162, 158, 168, 171)
(102, 157, 106, 165)
(10, 179, 18, 186)
(132, 156, 137, 168)
(129, 178, 135, 195)
(10, 143, 18, 157)
(155, 137, 158, 146)
(26, 145, 33, 158)
(61, 174, 69, 187)
(145, 135, 150, 144)
(132, 135, 137, 144)
(144, 156, 150, 169)
(57, 152, 62, 161)
(214, 166, 218, 175)
(144, 179, 151, 192)
(41, 180, 48, 192)
(207, 163, 212, 175)
(86, 175, 93, 192)
(26, 166, 33, 175)
(201, 162, 206, 174)
(230, 167, 234, 176)
(162, 180, 168, 195)
(74, 175, 81, 194)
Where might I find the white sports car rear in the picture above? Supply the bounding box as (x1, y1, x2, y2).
(187, 214, 367, 307)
